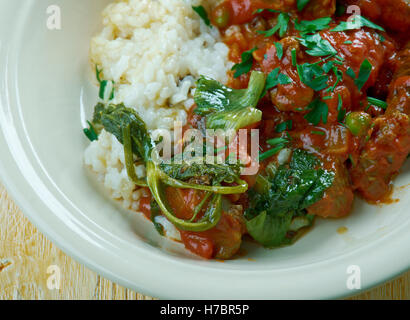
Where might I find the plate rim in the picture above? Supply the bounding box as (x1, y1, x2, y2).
(0, 0, 409, 300)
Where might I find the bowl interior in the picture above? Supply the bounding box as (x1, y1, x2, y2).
(1, 0, 409, 298)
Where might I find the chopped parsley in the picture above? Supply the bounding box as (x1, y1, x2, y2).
(311, 130, 325, 135)
(231, 47, 258, 78)
(253, 8, 280, 14)
(331, 15, 385, 32)
(83, 121, 98, 141)
(258, 12, 290, 38)
(298, 33, 337, 57)
(297, 62, 329, 91)
(294, 17, 332, 35)
(337, 94, 346, 123)
(304, 98, 329, 125)
(367, 97, 388, 109)
(192, 5, 212, 27)
(297, 0, 311, 11)
(346, 59, 373, 90)
(96, 66, 115, 101)
(276, 120, 293, 133)
(267, 137, 289, 146)
(262, 67, 292, 96)
(260, 137, 289, 161)
(275, 42, 284, 60)
(291, 48, 297, 66)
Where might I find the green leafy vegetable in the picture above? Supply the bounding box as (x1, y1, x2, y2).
(294, 17, 331, 35)
(96, 66, 115, 101)
(245, 149, 334, 247)
(83, 120, 98, 141)
(275, 42, 284, 60)
(253, 8, 280, 14)
(337, 94, 346, 123)
(346, 59, 372, 90)
(231, 47, 257, 78)
(91, 103, 249, 233)
(275, 120, 293, 133)
(331, 15, 385, 32)
(150, 200, 165, 236)
(367, 96, 387, 109)
(192, 5, 212, 27)
(194, 71, 265, 131)
(160, 162, 242, 186)
(257, 12, 290, 38)
(262, 68, 292, 97)
(297, 62, 329, 91)
(311, 130, 325, 135)
(291, 48, 297, 66)
(297, 0, 311, 11)
(304, 98, 329, 125)
(259, 137, 289, 161)
(298, 33, 337, 57)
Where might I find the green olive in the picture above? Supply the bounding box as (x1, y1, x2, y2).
(213, 5, 231, 28)
(345, 112, 372, 136)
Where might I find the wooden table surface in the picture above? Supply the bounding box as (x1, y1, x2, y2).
(0, 183, 408, 300)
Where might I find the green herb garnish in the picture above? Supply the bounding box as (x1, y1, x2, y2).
(275, 42, 284, 60)
(367, 96, 388, 109)
(96, 66, 115, 101)
(291, 48, 297, 66)
(331, 15, 385, 32)
(231, 47, 257, 78)
(262, 68, 292, 97)
(304, 98, 329, 125)
(294, 17, 331, 35)
(346, 59, 372, 90)
(297, 62, 329, 91)
(297, 0, 311, 11)
(258, 12, 290, 38)
(298, 33, 337, 57)
(337, 94, 346, 123)
(83, 120, 98, 141)
(311, 130, 325, 135)
(276, 120, 293, 133)
(192, 5, 212, 27)
(260, 138, 289, 161)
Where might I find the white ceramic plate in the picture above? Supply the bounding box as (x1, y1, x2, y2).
(0, 0, 409, 299)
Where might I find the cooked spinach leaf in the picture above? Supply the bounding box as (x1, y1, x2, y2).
(245, 149, 334, 247)
(160, 162, 242, 186)
(91, 103, 248, 232)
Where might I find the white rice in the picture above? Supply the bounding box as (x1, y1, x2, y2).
(89, 0, 229, 130)
(84, 0, 230, 235)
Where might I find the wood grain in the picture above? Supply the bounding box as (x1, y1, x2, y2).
(0, 183, 408, 300)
